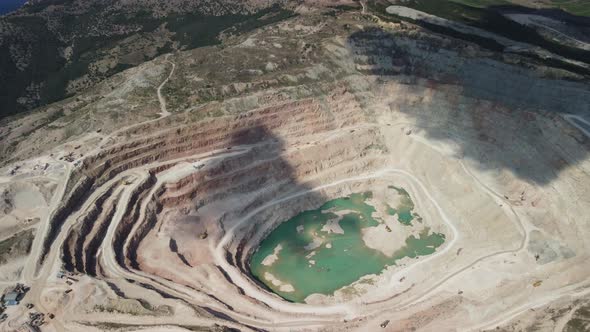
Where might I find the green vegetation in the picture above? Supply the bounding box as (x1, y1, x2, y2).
(165, 5, 294, 50)
(377, 0, 590, 75)
(449, 0, 508, 8)
(532, 0, 590, 16)
(0, 15, 66, 118)
(0, 3, 295, 119)
(420, 0, 590, 16)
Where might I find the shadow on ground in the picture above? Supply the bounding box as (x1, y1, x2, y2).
(218, 122, 368, 303)
(345, 27, 590, 185)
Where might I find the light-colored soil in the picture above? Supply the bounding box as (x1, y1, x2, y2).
(0, 6, 589, 332)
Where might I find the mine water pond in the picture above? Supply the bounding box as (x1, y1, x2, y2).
(249, 188, 446, 302)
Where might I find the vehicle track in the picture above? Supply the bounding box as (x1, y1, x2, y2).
(157, 55, 176, 118)
(21, 116, 576, 331)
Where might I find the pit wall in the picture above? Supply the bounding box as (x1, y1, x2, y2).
(54, 89, 365, 277)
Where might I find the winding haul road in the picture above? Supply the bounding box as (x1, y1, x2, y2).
(21, 120, 588, 331)
(157, 55, 176, 118)
(15, 51, 589, 331)
(17, 126, 534, 331)
(94, 154, 542, 330)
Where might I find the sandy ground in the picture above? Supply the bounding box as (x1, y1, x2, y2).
(261, 244, 283, 266)
(0, 6, 588, 332)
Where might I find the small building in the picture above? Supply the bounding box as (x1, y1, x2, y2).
(3, 292, 20, 306)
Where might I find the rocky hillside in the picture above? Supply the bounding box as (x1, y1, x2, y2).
(2, 0, 589, 119)
(0, 0, 298, 118)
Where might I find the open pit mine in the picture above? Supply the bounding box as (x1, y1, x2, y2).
(0, 1, 590, 331)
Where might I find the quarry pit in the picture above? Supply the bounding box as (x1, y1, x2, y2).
(0, 4, 589, 332)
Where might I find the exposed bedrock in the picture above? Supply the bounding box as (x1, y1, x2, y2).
(44, 62, 590, 329)
(8, 8, 590, 330)
(42, 94, 360, 269)
(62, 185, 117, 274)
